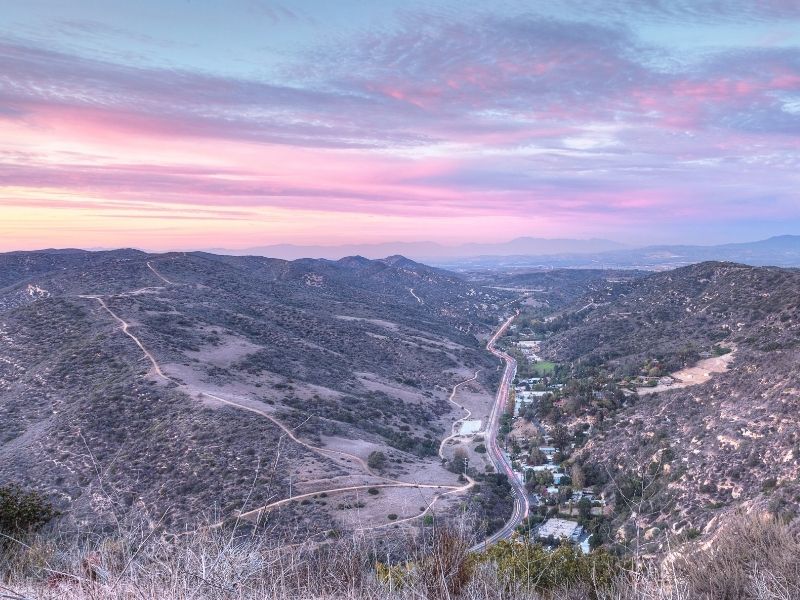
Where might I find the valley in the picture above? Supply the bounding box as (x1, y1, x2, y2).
(0, 249, 524, 542)
(2, 251, 799, 560)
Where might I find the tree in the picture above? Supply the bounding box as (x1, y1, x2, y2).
(449, 447, 468, 474)
(571, 464, 586, 489)
(527, 448, 546, 466)
(577, 497, 593, 524)
(367, 451, 387, 470)
(552, 424, 570, 452)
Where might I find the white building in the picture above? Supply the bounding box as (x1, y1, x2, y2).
(537, 518, 583, 542)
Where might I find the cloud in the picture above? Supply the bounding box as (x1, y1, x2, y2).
(1, 10, 799, 245)
(554, 0, 800, 23)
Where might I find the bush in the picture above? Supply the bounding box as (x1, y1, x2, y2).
(0, 485, 57, 538)
(367, 451, 387, 470)
(475, 540, 622, 596)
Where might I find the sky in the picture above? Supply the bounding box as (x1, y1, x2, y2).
(1, 0, 800, 251)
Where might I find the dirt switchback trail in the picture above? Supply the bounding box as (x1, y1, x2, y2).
(79, 267, 488, 533)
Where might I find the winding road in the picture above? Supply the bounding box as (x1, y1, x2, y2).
(471, 311, 529, 551)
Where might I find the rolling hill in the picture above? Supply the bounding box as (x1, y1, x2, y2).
(0, 250, 515, 537)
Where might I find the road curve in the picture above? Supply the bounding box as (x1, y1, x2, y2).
(471, 311, 529, 552)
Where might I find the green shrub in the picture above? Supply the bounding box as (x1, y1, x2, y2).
(475, 540, 622, 597)
(368, 451, 387, 470)
(0, 485, 57, 538)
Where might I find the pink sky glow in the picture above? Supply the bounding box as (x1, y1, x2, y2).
(1, 3, 799, 251)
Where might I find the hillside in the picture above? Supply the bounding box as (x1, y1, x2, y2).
(535, 263, 800, 551)
(0, 250, 514, 537)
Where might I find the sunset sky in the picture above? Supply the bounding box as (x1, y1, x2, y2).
(1, 0, 799, 251)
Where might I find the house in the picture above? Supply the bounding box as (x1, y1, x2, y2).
(571, 490, 594, 502)
(525, 464, 561, 473)
(514, 390, 549, 416)
(536, 518, 584, 542)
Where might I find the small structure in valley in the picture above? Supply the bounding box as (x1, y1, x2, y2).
(536, 518, 583, 543)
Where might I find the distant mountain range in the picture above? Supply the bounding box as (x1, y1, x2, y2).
(208, 235, 799, 270)
(431, 235, 800, 271)
(208, 237, 627, 261)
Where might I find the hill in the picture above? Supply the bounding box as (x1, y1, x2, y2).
(531, 262, 800, 551)
(0, 250, 514, 537)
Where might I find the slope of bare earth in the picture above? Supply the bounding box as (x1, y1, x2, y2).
(0, 250, 511, 539)
(637, 348, 736, 395)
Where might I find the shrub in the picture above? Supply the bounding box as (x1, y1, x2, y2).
(367, 451, 387, 470)
(0, 485, 57, 539)
(475, 540, 621, 596)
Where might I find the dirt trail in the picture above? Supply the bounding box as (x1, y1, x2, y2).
(80, 265, 483, 533)
(147, 261, 175, 285)
(438, 370, 481, 458)
(79, 295, 170, 380)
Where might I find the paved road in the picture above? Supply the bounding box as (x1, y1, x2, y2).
(471, 312, 529, 551)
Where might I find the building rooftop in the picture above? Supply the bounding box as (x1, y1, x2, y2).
(537, 518, 582, 540)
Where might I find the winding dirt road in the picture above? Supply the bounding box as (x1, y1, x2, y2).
(438, 370, 481, 458)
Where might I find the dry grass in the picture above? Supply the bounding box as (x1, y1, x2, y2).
(1, 513, 797, 600)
